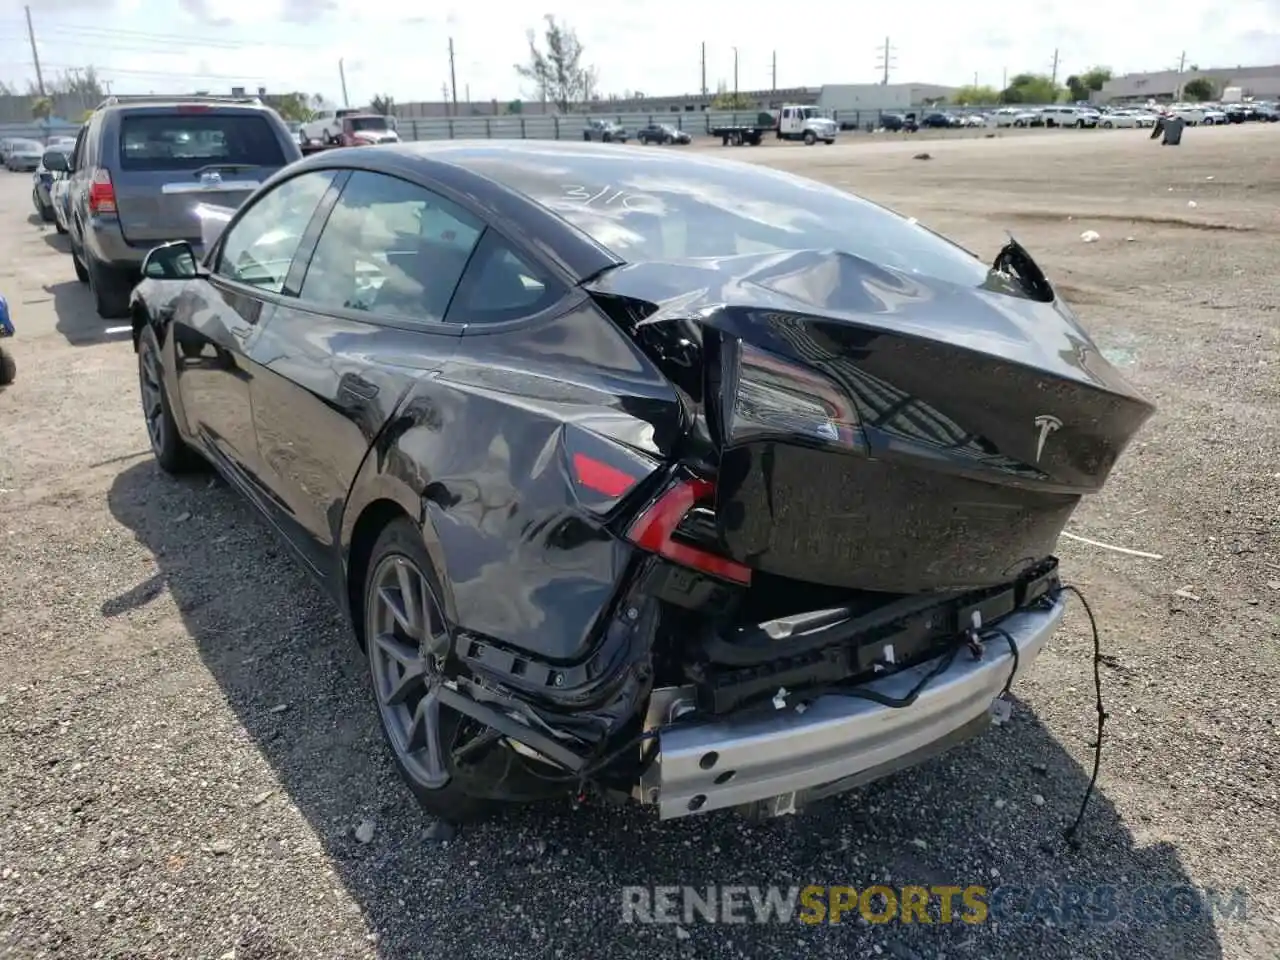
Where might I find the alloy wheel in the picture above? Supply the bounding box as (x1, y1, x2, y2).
(367, 554, 457, 790)
(138, 335, 166, 454)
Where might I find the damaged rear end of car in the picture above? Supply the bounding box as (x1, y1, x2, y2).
(390, 145, 1155, 821)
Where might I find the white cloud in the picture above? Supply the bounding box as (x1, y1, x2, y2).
(2, 0, 1278, 103)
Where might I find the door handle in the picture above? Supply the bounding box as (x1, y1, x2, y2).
(338, 373, 379, 401)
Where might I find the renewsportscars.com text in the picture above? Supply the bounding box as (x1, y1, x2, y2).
(620, 884, 1249, 927)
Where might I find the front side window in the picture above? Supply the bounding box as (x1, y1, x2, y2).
(299, 170, 483, 322)
(214, 169, 336, 292)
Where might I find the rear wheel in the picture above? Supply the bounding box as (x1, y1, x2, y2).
(137, 324, 202, 474)
(364, 520, 528, 822)
(803, 130, 816, 145)
(1102, 121, 1113, 129)
(0, 346, 14, 387)
(87, 253, 132, 320)
(70, 230, 89, 283)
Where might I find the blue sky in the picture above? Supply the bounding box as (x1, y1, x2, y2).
(2, 0, 1279, 105)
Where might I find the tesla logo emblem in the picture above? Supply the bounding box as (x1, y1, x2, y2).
(200, 171, 222, 188)
(1034, 415, 1062, 463)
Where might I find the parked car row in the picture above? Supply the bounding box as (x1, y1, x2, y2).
(874, 99, 1280, 133)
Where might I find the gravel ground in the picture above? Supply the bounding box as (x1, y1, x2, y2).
(1, 124, 1277, 960)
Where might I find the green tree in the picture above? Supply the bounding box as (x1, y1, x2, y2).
(1000, 73, 1061, 105)
(1081, 66, 1112, 92)
(951, 84, 1001, 105)
(710, 80, 752, 109)
(1067, 66, 1112, 101)
(273, 92, 313, 122)
(1182, 77, 1214, 101)
(506, 99, 524, 114)
(30, 95, 53, 121)
(514, 14, 598, 112)
(370, 93, 395, 115)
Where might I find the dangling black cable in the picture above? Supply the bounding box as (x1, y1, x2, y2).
(1054, 584, 1107, 849)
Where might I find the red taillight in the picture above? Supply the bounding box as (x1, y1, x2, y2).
(571, 452, 638, 498)
(88, 168, 116, 214)
(626, 477, 752, 585)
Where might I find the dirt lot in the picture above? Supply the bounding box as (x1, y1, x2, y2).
(1, 125, 1277, 960)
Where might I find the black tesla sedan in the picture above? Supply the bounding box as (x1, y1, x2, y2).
(130, 141, 1152, 824)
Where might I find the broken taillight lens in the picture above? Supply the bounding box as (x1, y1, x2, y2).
(721, 339, 864, 452)
(626, 476, 752, 585)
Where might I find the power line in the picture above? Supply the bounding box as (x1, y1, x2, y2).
(38, 61, 268, 82)
(1, 19, 321, 51)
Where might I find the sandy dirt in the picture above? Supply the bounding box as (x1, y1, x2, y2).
(0, 123, 1277, 960)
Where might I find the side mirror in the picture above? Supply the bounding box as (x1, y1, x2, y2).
(41, 150, 68, 172)
(141, 240, 202, 280)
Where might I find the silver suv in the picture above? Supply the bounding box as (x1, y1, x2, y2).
(51, 96, 302, 319)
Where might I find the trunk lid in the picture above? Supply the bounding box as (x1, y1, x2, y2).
(113, 108, 293, 246)
(588, 244, 1155, 593)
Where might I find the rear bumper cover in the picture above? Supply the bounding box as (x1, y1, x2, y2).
(643, 595, 1064, 819)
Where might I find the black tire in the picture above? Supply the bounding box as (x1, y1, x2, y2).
(137, 325, 202, 474)
(363, 519, 518, 823)
(803, 130, 816, 145)
(1102, 121, 1113, 129)
(34, 191, 54, 222)
(71, 232, 89, 283)
(0, 346, 14, 387)
(54, 217, 67, 235)
(87, 253, 133, 320)
(1076, 119, 1085, 128)
(582, 131, 591, 141)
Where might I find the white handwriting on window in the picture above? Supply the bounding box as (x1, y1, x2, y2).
(561, 184, 651, 211)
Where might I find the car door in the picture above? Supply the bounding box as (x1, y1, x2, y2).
(246, 169, 480, 579)
(171, 167, 339, 496)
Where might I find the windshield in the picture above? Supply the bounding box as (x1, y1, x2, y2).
(799, 107, 826, 120)
(449, 145, 991, 289)
(119, 113, 286, 171)
(348, 116, 389, 132)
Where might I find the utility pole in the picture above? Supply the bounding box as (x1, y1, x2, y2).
(1002, 67, 1007, 90)
(973, 71, 978, 87)
(448, 38, 458, 118)
(465, 83, 470, 105)
(1177, 50, 1186, 73)
(771, 50, 777, 92)
(1050, 48, 1059, 86)
(700, 42, 707, 97)
(24, 6, 45, 98)
(875, 37, 896, 86)
(732, 46, 739, 103)
(337, 58, 349, 106)
(1174, 51, 1187, 99)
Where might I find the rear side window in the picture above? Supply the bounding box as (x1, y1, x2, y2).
(118, 112, 287, 171)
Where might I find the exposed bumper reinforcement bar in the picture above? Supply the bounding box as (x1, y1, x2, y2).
(643, 596, 1065, 820)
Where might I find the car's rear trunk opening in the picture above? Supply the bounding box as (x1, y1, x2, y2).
(589, 256, 1154, 596)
